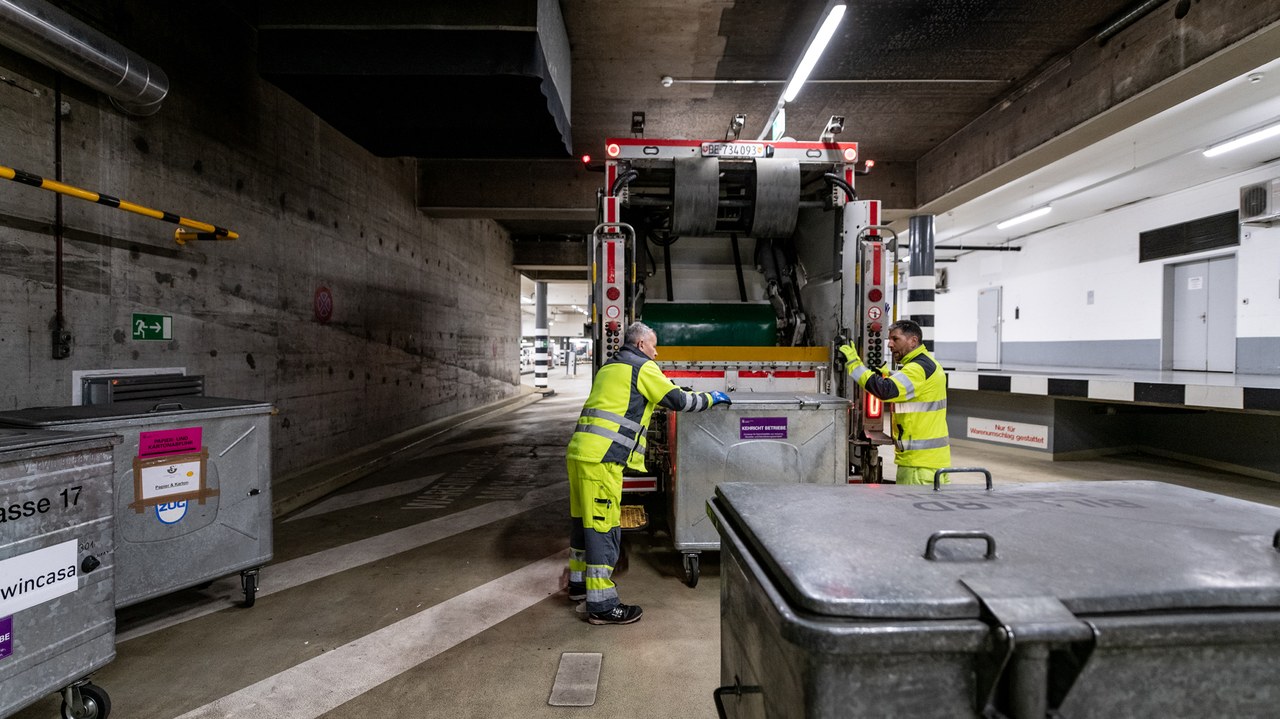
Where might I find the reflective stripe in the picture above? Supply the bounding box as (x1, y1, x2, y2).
(899, 436, 950, 450)
(849, 364, 872, 382)
(890, 371, 916, 399)
(585, 565, 617, 605)
(580, 407, 642, 433)
(893, 399, 947, 413)
(574, 423, 634, 448)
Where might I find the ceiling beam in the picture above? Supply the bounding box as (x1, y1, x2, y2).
(917, 6, 1280, 214)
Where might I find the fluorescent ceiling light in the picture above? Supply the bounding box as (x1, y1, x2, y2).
(782, 2, 847, 103)
(1202, 120, 1280, 157)
(756, 1, 847, 140)
(995, 206, 1051, 230)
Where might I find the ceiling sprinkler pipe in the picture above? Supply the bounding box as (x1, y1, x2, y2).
(1095, 0, 1168, 47)
(0, 0, 168, 115)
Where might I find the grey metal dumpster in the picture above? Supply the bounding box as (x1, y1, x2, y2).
(0, 427, 118, 719)
(669, 393, 849, 587)
(0, 397, 273, 609)
(708, 480, 1280, 719)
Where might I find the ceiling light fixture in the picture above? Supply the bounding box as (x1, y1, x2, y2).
(757, 0, 847, 140)
(995, 206, 1052, 230)
(1202, 120, 1280, 158)
(783, 2, 847, 103)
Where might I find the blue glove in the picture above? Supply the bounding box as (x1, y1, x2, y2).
(709, 390, 731, 406)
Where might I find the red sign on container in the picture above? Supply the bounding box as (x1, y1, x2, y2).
(138, 427, 203, 458)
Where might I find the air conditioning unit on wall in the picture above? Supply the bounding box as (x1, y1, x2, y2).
(1240, 178, 1280, 225)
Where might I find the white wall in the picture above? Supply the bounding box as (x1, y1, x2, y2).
(937, 161, 1280, 346)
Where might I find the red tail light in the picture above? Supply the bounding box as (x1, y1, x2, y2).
(865, 393, 882, 419)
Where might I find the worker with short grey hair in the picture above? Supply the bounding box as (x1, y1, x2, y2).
(566, 321, 730, 624)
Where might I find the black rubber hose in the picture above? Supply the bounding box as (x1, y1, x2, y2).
(610, 169, 639, 197)
(823, 172, 856, 201)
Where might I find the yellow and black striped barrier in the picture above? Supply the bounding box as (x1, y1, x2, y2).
(1, 163, 239, 243)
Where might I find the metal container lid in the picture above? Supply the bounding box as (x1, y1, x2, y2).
(713, 481, 1280, 620)
(0, 396, 272, 427)
(0, 426, 121, 455)
(721, 392, 850, 410)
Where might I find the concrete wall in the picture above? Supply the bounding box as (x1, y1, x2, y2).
(0, 3, 521, 477)
(936, 161, 1280, 373)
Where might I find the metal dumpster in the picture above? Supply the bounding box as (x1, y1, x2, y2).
(1, 427, 118, 719)
(709, 480, 1280, 718)
(0, 397, 273, 609)
(669, 393, 849, 587)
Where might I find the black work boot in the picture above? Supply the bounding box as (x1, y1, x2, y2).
(587, 603, 643, 625)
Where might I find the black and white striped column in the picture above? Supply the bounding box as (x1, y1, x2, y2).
(907, 214, 936, 351)
(534, 281, 549, 389)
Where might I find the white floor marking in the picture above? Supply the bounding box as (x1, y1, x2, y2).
(173, 551, 567, 719)
(116, 483, 568, 642)
(284, 473, 445, 522)
(548, 652, 603, 707)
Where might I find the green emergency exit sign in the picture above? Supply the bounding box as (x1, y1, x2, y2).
(132, 313, 173, 341)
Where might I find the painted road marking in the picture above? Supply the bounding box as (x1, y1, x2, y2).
(173, 552, 566, 719)
(284, 473, 445, 522)
(548, 652, 603, 707)
(117, 482, 568, 642)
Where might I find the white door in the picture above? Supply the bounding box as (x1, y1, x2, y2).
(1205, 256, 1237, 372)
(977, 287, 1001, 365)
(1172, 256, 1236, 372)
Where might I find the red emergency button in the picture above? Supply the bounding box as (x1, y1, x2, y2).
(606, 287, 620, 301)
(870, 322, 882, 333)
(868, 288, 883, 302)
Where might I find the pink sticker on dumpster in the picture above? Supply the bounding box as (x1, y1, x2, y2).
(138, 427, 202, 458)
(740, 417, 787, 439)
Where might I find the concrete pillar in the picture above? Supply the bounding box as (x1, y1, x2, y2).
(907, 215, 936, 351)
(534, 281, 549, 389)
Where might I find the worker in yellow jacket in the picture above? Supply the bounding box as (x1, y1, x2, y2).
(566, 321, 729, 625)
(840, 319, 951, 485)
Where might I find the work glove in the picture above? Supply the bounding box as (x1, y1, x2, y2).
(838, 342, 863, 372)
(709, 390, 732, 406)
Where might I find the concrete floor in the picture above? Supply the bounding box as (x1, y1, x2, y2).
(12, 369, 1280, 719)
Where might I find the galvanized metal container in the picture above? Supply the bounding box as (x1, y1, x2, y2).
(709, 480, 1280, 718)
(0, 397, 273, 609)
(0, 427, 118, 718)
(669, 393, 849, 586)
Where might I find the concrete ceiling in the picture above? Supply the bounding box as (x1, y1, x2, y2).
(253, 0, 1280, 299)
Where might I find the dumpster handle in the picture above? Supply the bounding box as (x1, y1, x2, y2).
(934, 467, 993, 491)
(924, 530, 997, 560)
(713, 675, 763, 719)
(149, 402, 186, 412)
(1274, 529, 1280, 551)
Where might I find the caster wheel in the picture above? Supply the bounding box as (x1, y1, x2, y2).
(241, 569, 259, 608)
(61, 682, 110, 719)
(682, 553, 700, 588)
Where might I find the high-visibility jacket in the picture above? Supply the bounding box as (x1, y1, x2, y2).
(849, 344, 951, 469)
(567, 344, 716, 472)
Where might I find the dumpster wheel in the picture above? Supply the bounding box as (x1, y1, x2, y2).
(241, 568, 260, 608)
(61, 681, 110, 719)
(682, 553, 700, 588)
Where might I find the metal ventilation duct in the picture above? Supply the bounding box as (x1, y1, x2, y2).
(0, 0, 168, 115)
